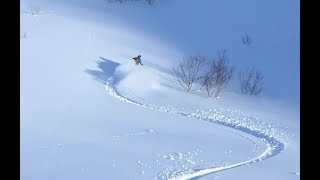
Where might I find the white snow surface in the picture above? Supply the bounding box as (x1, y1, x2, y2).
(21, 0, 299, 179)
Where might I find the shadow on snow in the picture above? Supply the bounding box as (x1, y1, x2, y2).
(85, 57, 120, 84)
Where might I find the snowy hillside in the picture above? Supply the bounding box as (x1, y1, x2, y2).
(20, 0, 299, 179)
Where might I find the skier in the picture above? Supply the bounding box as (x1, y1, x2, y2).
(132, 55, 143, 66)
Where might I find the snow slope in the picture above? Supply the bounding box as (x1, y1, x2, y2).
(20, 0, 299, 179)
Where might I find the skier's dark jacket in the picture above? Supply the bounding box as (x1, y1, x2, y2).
(132, 55, 143, 66)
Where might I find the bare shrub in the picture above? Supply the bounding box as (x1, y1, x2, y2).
(21, 33, 30, 39)
(201, 69, 215, 97)
(146, 0, 155, 5)
(201, 50, 234, 98)
(25, 7, 41, 16)
(173, 56, 206, 91)
(239, 67, 264, 95)
(242, 33, 252, 45)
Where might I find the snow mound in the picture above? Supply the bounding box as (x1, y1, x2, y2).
(112, 62, 161, 93)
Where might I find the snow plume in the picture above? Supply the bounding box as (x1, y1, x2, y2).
(110, 62, 161, 93)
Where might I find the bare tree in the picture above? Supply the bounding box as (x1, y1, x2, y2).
(201, 69, 215, 97)
(173, 56, 206, 91)
(242, 33, 252, 45)
(212, 51, 234, 97)
(239, 67, 264, 95)
(200, 50, 234, 98)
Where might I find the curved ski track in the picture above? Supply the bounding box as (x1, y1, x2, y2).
(105, 81, 285, 180)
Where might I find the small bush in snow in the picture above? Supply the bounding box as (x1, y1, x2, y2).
(21, 33, 30, 39)
(25, 7, 41, 16)
(239, 67, 264, 95)
(113, 0, 155, 5)
(146, 0, 155, 5)
(201, 50, 234, 98)
(173, 56, 206, 91)
(242, 33, 252, 45)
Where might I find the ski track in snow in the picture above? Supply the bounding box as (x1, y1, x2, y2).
(104, 78, 286, 180)
(69, 129, 156, 144)
(111, 129, 157, 138)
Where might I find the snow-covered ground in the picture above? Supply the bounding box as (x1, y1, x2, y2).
(20, 0, 299, 179)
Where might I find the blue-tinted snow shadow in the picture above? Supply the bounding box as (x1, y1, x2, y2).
(85, 57, 120, 84)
